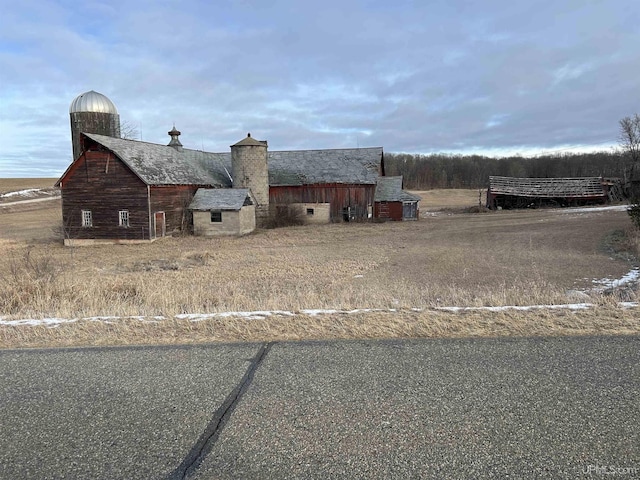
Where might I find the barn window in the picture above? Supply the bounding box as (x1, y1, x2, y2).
(119, 210, 130, 227)
(210, 210, 222, 222)
(306, 208, 314, 216)
(81, 210, 92, 227)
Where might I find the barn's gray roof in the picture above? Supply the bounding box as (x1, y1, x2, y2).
(188, 188, 252, 210)
(488, 176, 606, 198)
(374, 176, 422, 202)
(267, 148, 382, 185)
(85, 133, 232, 186)
(82, 133, 382, 187)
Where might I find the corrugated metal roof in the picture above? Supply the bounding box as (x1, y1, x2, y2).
(488, 176, 605, 198)
(374, 176, 422, 202)
(188, 188, 252, 210)
(83, 133, 382, 187)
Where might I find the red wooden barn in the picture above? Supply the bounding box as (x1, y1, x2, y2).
(56, 132, 386, 245)
(56, 90, 424, 245)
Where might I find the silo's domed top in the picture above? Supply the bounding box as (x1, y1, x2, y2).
(69, 90, 118, 114)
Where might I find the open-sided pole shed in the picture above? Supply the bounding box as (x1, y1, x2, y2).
(486, 176, 608, 209)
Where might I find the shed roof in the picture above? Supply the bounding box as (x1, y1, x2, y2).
(188, 188, 253, 210)
(75, 133, 382, 187)
(374, 176, 422, 202)
(488, 176, 606, 198)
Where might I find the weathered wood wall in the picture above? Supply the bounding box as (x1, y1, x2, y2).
(150, 185, 202, 235)
(269, 184, 375, 221)
(60, 149, 150, 240)
(374, 201, 403, 221)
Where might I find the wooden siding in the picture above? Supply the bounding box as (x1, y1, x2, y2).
(60, 149, 150, 240)
(269, 184, 375, 221)
(150, 185, 203, 234)
(374, 201, 404, 221)
(487, 176, 608, 209)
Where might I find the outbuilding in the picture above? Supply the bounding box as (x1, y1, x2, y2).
(373, 176, 421, 221)
(486, 176, 608, 209)
(189, 189, 256, 236)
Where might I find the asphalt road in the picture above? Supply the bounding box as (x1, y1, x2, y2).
(1, 337, 638, 479)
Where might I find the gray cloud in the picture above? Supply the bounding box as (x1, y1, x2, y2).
(1, 0, 639, 177)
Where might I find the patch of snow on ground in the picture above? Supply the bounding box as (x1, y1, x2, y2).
(2, 303, 639, 327)
(0, 188, 41, 198)
(300, 309, 340, 316)
(562, 205, 629, 214)
(0, 317, 78, 327)
(590, 268, 640, 291)
(436, 303, 593, 313)
(176, 310, 295, 321)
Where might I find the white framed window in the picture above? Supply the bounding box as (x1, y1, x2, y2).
(81, 210, 92, 227)
(306, 208, 314, 216)
(210, 211, 222, 223)
(119, 210, 130, 227)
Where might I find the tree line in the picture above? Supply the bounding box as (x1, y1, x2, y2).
(384, 151, 627, 190)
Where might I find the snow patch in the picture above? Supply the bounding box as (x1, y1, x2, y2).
(436, 303, 593, 313)
(590, 268, 640, 291)
(0, 188, 41, 198)
(176, 310, 295, 321)
(6, 304, 637, 327)
(562, 205, 629, 214)
(0, 317, 78, 327)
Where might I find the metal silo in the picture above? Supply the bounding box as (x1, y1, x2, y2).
(69, 90, 121, 161)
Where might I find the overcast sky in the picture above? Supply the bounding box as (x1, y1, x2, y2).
(1, 0, 639, 178)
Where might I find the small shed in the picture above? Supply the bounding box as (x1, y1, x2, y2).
(189, 188, 255, 236)
(374, 176, 421, 221)
(487, 176, 608, 209)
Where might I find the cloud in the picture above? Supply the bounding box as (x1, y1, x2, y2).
(1, 0, 639, 176)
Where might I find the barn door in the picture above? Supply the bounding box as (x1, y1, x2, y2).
(154, 211, 166, 238)
(403, 202, 416, 220)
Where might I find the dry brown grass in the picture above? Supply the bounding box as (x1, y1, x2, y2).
(0, 202, 61, 241)
(412, 188, 484, 210)
(0, 178, 57, 192)
(2, 308, 638, 349)
(1, 183, 639, 349)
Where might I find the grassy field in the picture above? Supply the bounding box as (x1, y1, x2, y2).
(413, 188, 484, 210)
(1, 180, 639, 348)
(0, 178, 57, 192)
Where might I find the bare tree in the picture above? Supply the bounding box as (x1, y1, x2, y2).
(619, 114, 640, 163)
(120, 120, 140, 140)
(619, 114, 640, 228)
